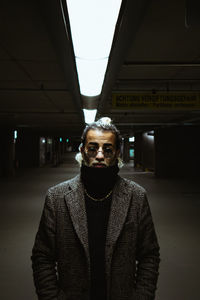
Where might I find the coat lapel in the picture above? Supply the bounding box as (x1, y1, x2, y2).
(64, 175, 131, 284)
(64, 175, 90, 265)
(105, 177, 131, 280)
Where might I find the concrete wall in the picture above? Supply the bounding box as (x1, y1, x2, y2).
(134, 132, 155, 171)
(154, 126, 200, 177)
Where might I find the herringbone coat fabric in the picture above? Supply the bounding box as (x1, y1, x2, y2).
(31, 175, 160, 300)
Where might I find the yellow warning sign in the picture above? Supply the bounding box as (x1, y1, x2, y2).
(112, 93, 200, 110)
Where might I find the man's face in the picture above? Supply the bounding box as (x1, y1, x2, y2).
(81, 129, 119, 168)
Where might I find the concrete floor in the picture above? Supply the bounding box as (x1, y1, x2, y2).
(0, 153, 200, 300)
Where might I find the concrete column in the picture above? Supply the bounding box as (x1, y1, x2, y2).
(134, 132, 155, 171)
(60, 139, 65, 161)
(123, 137, 130, 163)
(57, 139, 62, 164)
(15, 129, 40, 168)
(0, 129, 15, 176)
(154, 126, 200, 177)
(53, 138, 60, 167)
(141, 132, 155, 171)
(134, 133, 142, 168)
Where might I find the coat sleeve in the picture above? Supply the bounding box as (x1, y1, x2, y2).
(135, 193, 160, 300)
(31, 190, 60, 300)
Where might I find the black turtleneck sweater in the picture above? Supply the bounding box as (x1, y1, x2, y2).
(81, 165, 119, 300)
(85, 194, 112, 300)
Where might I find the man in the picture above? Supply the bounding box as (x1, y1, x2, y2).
(31, 117, 160, 300)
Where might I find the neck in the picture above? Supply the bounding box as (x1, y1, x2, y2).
(81, 164, 119, 198)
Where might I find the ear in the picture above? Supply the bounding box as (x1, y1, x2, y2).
(80, 145, 84, 155)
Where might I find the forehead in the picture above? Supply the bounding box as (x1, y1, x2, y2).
(85, 129, 116, 146)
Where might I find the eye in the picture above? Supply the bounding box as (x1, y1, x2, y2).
(87, 146, 97, 152)
(103, 147, 113, 154)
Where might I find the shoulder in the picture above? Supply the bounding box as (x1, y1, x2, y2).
(118, 176, 146, 197)
(118, 177, 150, 218)
(47, 174, 81, 198)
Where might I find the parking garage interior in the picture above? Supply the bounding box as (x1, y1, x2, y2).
(0, 1, 200, 299)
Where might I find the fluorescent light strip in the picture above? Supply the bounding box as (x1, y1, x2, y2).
(76, 57, 108, 96)
(83, 109, 97, 124)
(66, 0, 122, 97)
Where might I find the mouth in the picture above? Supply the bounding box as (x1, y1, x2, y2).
(92, 163, 107, 168)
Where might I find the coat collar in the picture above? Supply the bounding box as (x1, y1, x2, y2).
(64, 174, 131, 273)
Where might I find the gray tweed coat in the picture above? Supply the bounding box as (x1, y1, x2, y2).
(31, 175, 160, 300)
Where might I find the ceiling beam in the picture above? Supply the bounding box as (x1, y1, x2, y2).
(123, 62, 200, 67)
(97, 0, 152, 117)
(39, 0, 84, 124)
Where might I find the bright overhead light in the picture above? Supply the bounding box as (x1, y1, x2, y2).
(66, 0, 122, 96)
(83, 109, 97, 124)
(76, 57, 108, 96)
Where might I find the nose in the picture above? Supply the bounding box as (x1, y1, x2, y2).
(95, 149, 104, 160)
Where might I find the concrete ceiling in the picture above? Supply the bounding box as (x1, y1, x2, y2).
(0, 0, 200, 138)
